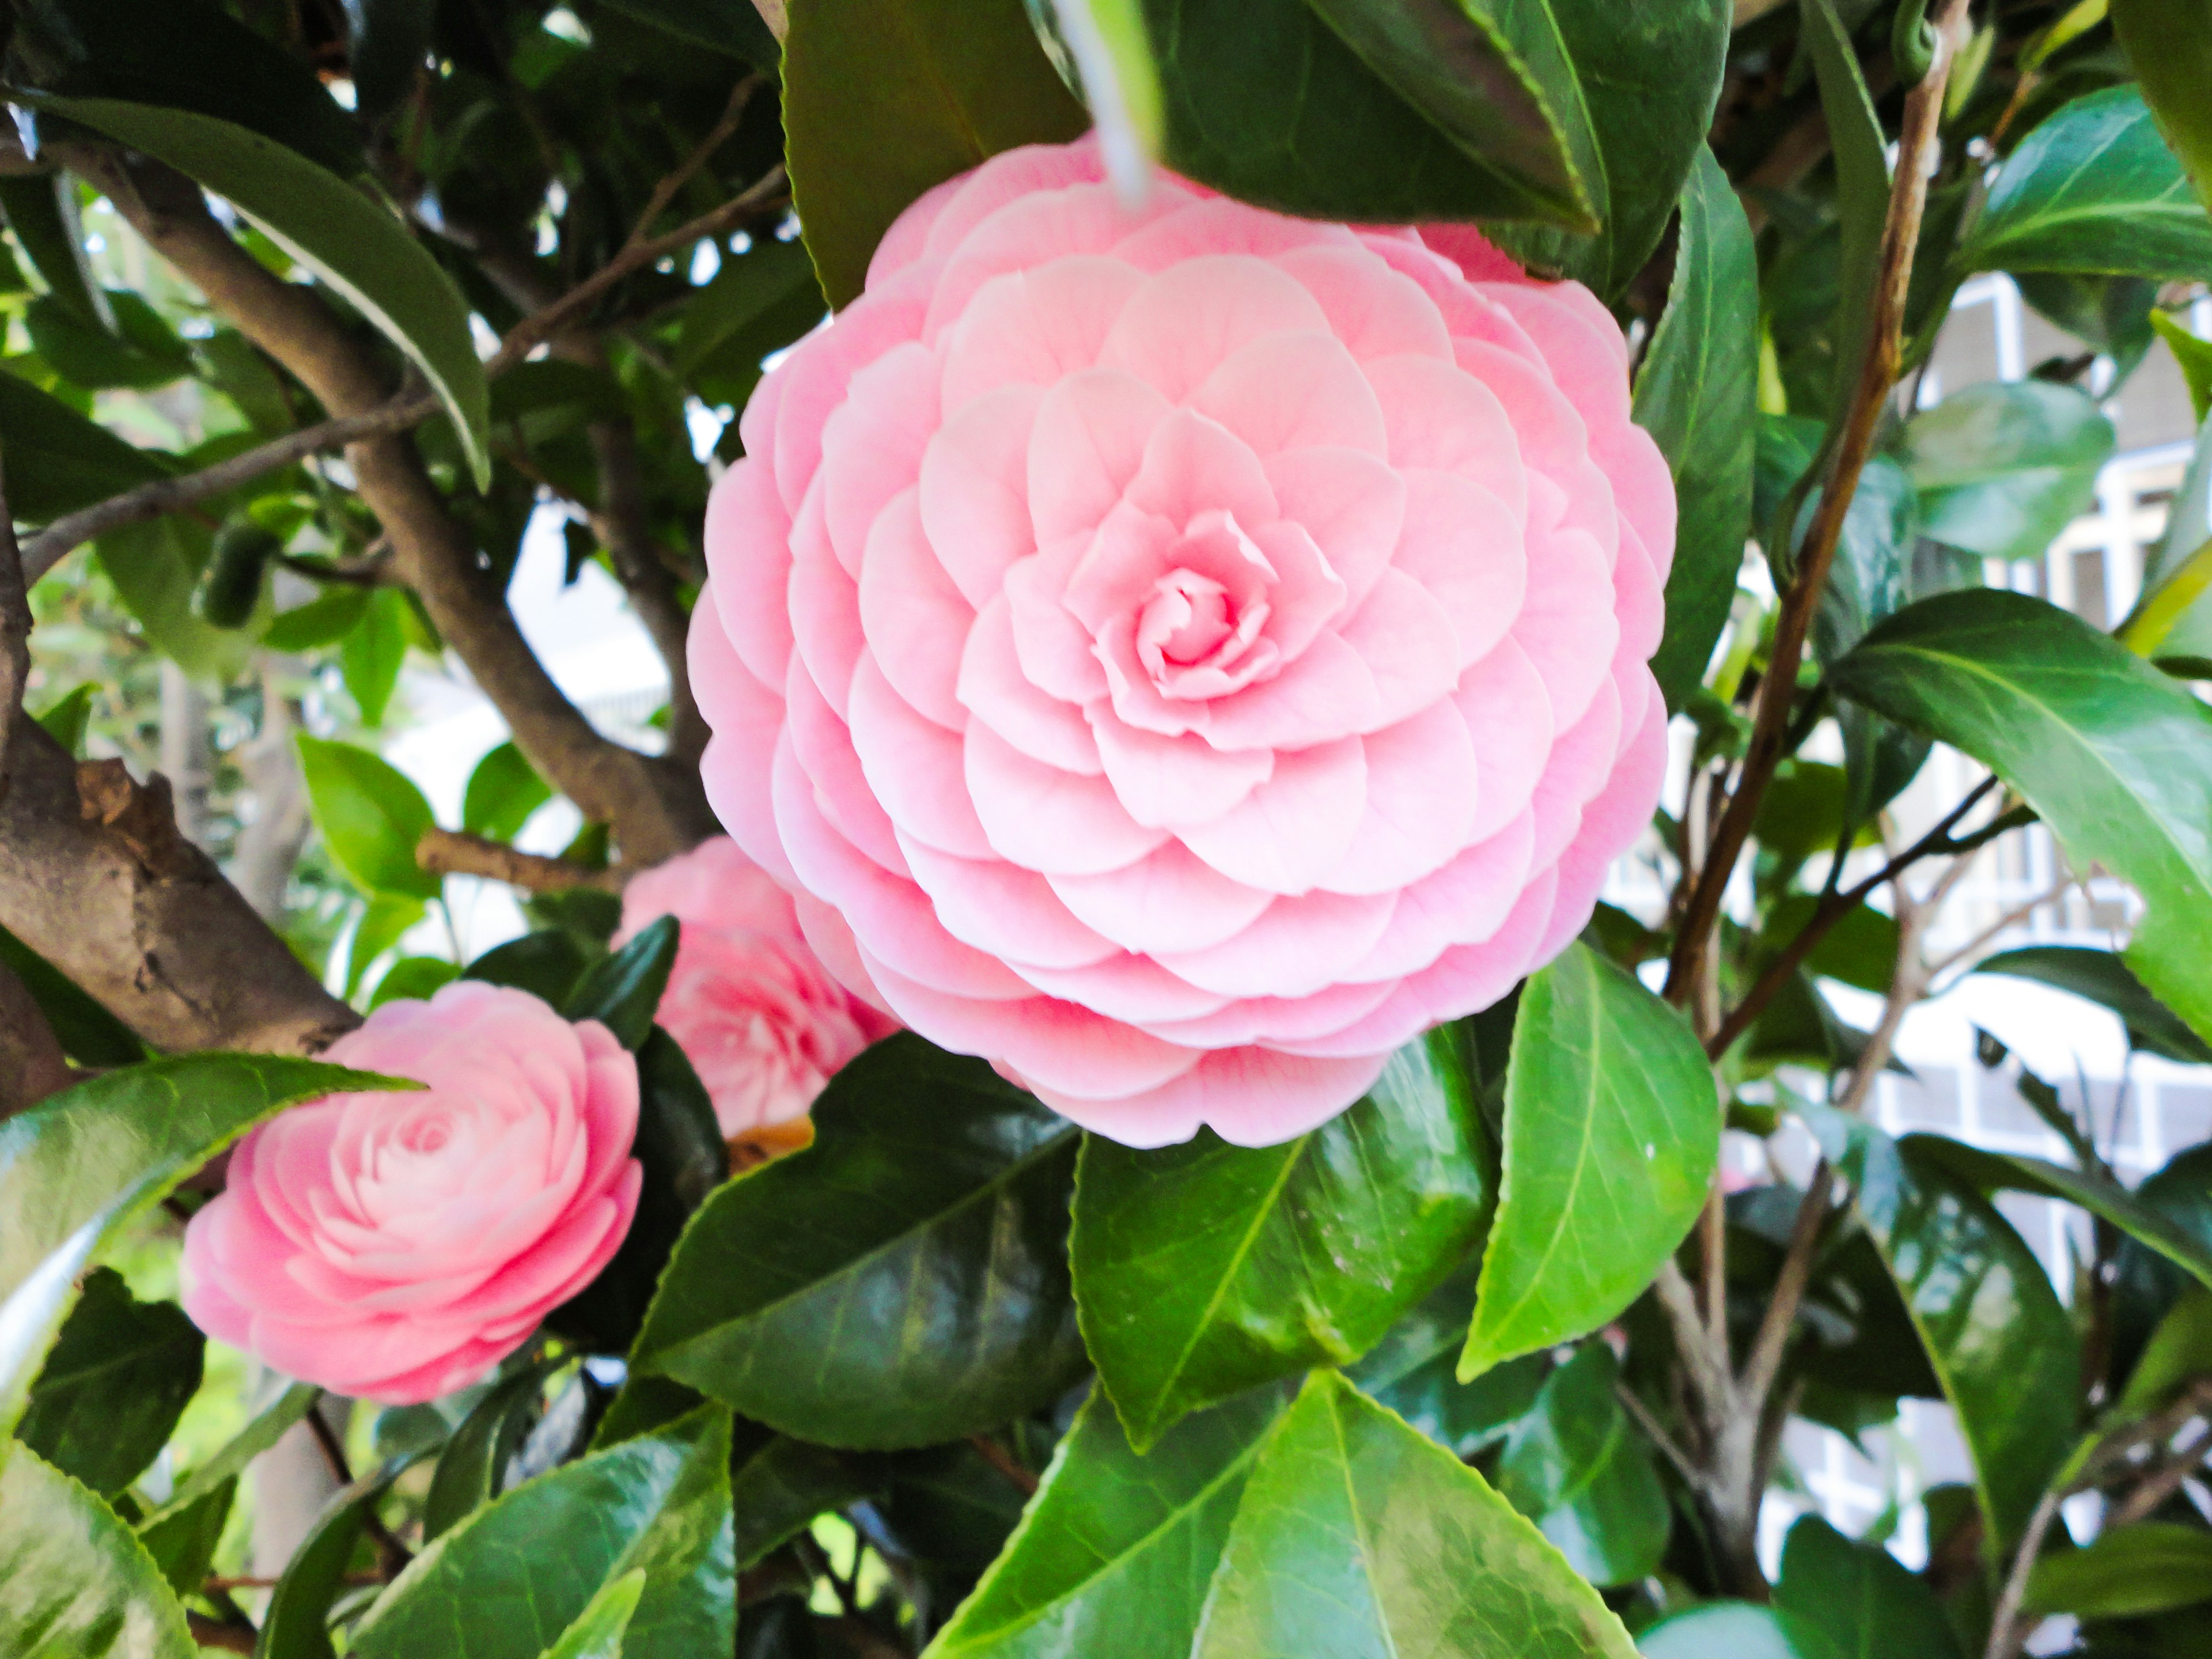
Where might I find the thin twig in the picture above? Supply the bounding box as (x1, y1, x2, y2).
(967, 1433, 1040, 1498)
(626, 75, 764, 248)
(2104, 1419, 2212, 1529)
(1664, 0, 1974, 1009)
(0, 448, 30, 778)
(416, 827, 625, 893)
(1615, 1379, 1704, 1490)
(1925, 871, 2082, 986)
(1737, 1161, 1835, 1410)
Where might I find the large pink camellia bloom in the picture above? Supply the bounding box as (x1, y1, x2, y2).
(615, 836, 895, 1138)
(690, 136, 1672, 1149)
(180, 982, 642, 1404)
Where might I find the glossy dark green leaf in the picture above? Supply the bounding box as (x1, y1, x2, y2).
(730, 1435, 886, 1571)
(1974, 945, 2212, 1065)
(1797, 0, 1892, 421)
(260, 1456, 419, 1659)
(0, 923, 143, 1067)
(1074, 1027, 1488, 1449)
(676, 236, 826, 380)
(1959, 85, 2212, 281)
(1639, 145, 1758, 710)
(297, 734, 442, 900)
(784, 0, 1088, 308)
(0, 1445, 192, 1659)
(2115, 0, 2212, 211)
(2027, 1522, 2212, 1618)
(17, 1268, 202, 1497)
(1293, 0, 1593, 229)
(0, 370, 166, 526)
(12, 0, 361, 174)
(1905, 381, 2116, 563)
(1191, 1371, 1638, 1658)
(925, 1386, 1283, 1659)
(0, 174, 105, 328)
(423, 1361, 559, 1542)
(1022, 0, 1165, 192)
(564, 918, 679, 1051)
(1773, 1513, 1963, 1659)
(2019, 271, 2161, 387)
(351, 1406, 735, 1659)
(1462, 941, 1718, 1377)
(632, 1036, 1085, 1449)
(1484, 0, 1731, 297)
(1344, 1260, 1545, 1459)
(1497, 1344, 1668, 1588)
(1637, 1603, 1836, 1658)
(594, 0, 779, 64)
(36, 97, 490, 484)
(548, 1030, 727, 1355)
(1803, 1104, 2079, 1551)
(2118, 1283, 2212, 1415)
(465, 930, 594, 1006)
(0, 1057, 400, 1437)
(1830, 588, 2212, 1053)
(462, 743, 554, 844)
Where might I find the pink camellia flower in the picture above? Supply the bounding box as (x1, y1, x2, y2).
(180, 981, 642, 1404)
(689, 135, 1673, 1149)
(615, 835, 894, 1139)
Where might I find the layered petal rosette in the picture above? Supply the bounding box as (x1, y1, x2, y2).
(691, 136, 1673, 1149)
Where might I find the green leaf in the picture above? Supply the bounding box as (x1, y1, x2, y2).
(462, 743, 553, 843)
(0, 174, 107, 328)
(540, 1571, 646, 1659)
(1796, 0, 1892, 422)
(1637, 1603, 1837, 1658)
(1830, 588, 2212, 1055)
(1762, 893, 1901, 996)
(1461, 941, 1718, 1377)
(728, 1434, 885, 1570)
(12, 0, 362, 174)
(1073, 1027, 1489, 1450)
(632, 1036, 1085, 1449)
(563, 918, 678, 1051)
(1190, 1371, 1638, 1658)
(32, 684, 93, 756)
(1802, 1104, 2080, 1552)
(1959, 85, 2212, 281)
(96, 517, 258, 682)
(1638, 145, 1758, 711)
(344, 895, 426, 1002)
(1974, 945, 2212, 1065)
(1496, 1344, 1669, 1588)
(675, 236, 825, 380)
(1292, 0, 1593, 230)
(2026, 1522, 2212, 1618)
(784, 0, 1088, 309)
(342, 586, 410, 728)
(593, 0, 779, 65)
(25, 291, 190, 391)
(259, 1456, 419, 1659)
(0, 369, 166, 525)
(1904, 381, 2116, 562)
(0, 1446, 192, 1659)
(1483, 0, 1732, 298)
(368, 955, 460, 1009)
(2118, 1283, 2212, 1415)
(1773, 1513, 1964, 1659)
(36, 97, 491, 484)
(923, 1387, 1284, 1659)
(135, 1380, 318, 1585)
(2115, 0, 2212, 212)
(1343, 1260, 1545, 1459)
(465, 930, 594, 1007)
(2152, 309, 2212, 425)
(547, 1031, 727, 1356)
(350, 1406, 735, 1659)
(263, 585, 370, 653)
(17, 1268, 202, 1497)
(422, 1361, 559, 1542)
(296, 733, 442, 900)
(0, 923, 143, 1067)
(0, 1056, 402, 1440)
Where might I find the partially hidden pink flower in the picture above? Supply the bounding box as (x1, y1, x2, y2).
(689, 135, 1673, 1149)
(180, 980, 642, 1404)
(615, 835, 895, 1138)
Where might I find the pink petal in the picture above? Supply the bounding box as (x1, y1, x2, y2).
(1139, 978, 1399, 1047)
(1609, 421, 1678, 585)
(772, 266, 931, 511)
(918, 138, 1111, 264)
(1109, 198, 1359, 271)
(1156, 888, 1396, 998)
(897, 834, 1120, 971)
(1121, 407, 1281, 529)
(1535, 678, 1666, 964)
(785, 653, 908, 877)
(1320, 699, 1479, 896)
(964, 721, 1169, 875)
(1098, 255, 1331, 401)
(1004, 540, 1111, 703)
(917, 384, 1044, 610)
(1262, 447, 1406, 613)
(1334, 568, 1461, 729)
(1512, 518, 1619, 734)
(1028, 369, 1173, 544)
(1177, 736, 1367, 895)
(1027, 1046, 1386, 1149)
(789, 490, 866, 717)
(1452, 637, 1554, 842)
(1009, 952, 1233, 1024)
(1418, 224, 1527, 284)
(1614, 515, 1667, 664)
(860, 487, 978, 729)
(793, 892, 900, 1022)
(940, 257, 1145, 411)
(1089, 709, 1273, 830)
(1452, 337, 1618, 560)
(1275, 244, 1454, 361)
(1188, 329, 1388, 457)
(1362, 354, 1527, 521)
(691, 589, 798, 887)
(703, 459, 794, 687)
(923, 180, 1198, 340)
(1345, 809, 1537, 983)
(1528, 675, 1623, 872)
(1392, 468, 1528, 670)
(820, 342, 941, 579)
(957, 595, 1104, 775)
(847, 649, 994, 860)
(1047, 839, 1274, 955)
(1199, 630, 1384, 751)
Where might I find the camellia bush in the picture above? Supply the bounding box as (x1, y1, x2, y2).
(9, 0, 2212, 1656)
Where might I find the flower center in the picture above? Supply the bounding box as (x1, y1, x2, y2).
(1126, 511, 1279, 700)
(1139, 571, 1235, 666)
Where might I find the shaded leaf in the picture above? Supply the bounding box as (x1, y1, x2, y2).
(0, 174, 106, 328)
(563, 918, 678, 1051)
(676, 235, 825, 379)
(0, 368, 169, 523)
(97, 517, 259, 682)
(17, 1268, 202, 1497)
(344, 0, 439, 119)
(1974, 945, 2212, 1065)
(0, 922, 143, 1067)
(1773, 1513, 1963, 1659)
(730, 1436, 885, 1571)
(465, 930, 594, 1007)
(1797, 0, 1892, 421)
(1344, 1260, 1545, 1459)
(1074, 1027, 1489, 1449)
(594, 0, 779, 65)
(0, 1446, 192, 1659)
(423, 1361, 557, 1542)
(1905, 380, 2116, 563)
(1497, 1344, 1669, 1589)
(260, 1455, 419, 1659)
(1638, 1602, 1836, 1658)
(1462, 941, 1718, 1377)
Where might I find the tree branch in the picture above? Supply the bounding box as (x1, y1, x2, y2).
(416, 827, 624, 893)
(0, 956, 73, 1119)
(0, 449, 30, 786)
(1664, 0, 1973, 1007)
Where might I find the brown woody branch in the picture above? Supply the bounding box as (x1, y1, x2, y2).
(0, 956, 72, 1119)
(416, 827, 624, 894)
(1664, 0, 1973, 1010)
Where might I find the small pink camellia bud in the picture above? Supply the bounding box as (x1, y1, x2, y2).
(688, 135, 1675, 1150)
(180, 981, 643, 1404)
(615, 836, 897, 1146)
